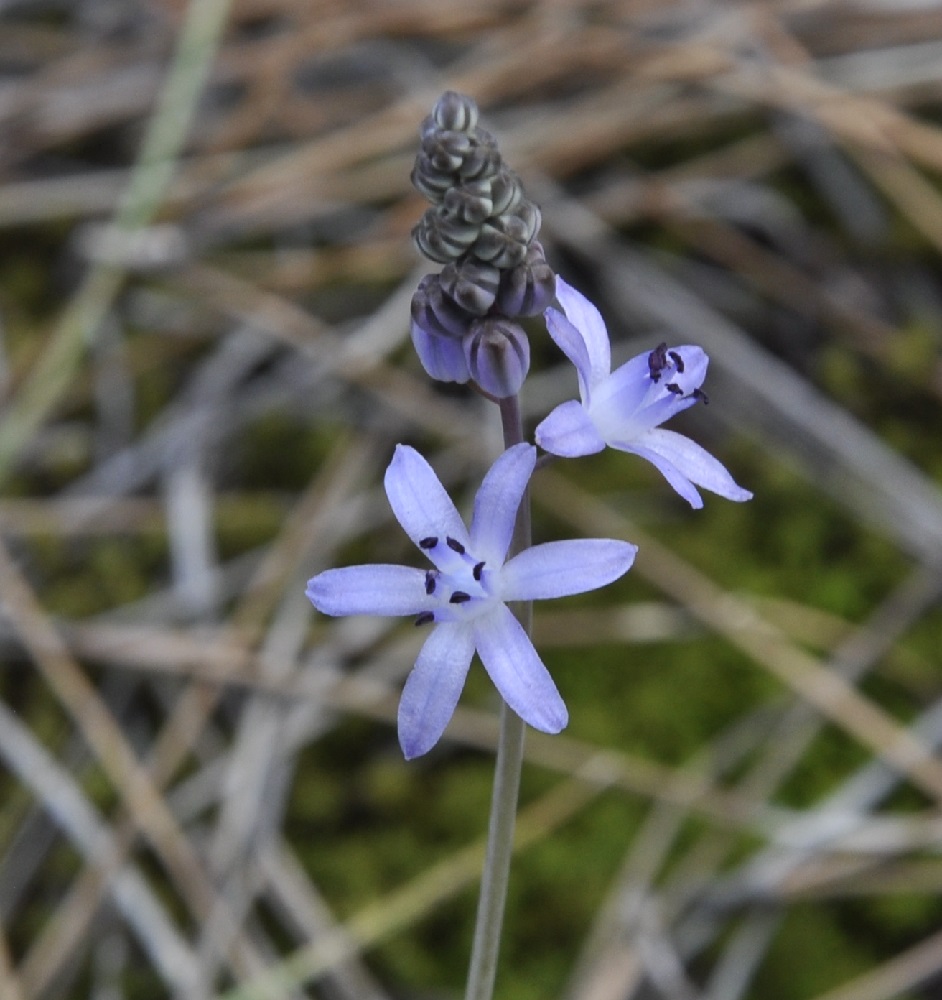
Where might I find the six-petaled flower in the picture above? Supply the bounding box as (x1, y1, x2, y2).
(535, 278, 753, 509)
(306, 443, 637, 759)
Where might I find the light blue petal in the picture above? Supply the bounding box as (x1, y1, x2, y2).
(306, 564, 431, 617)
(589, 350, 652, 417)
(384, 445, 471, 557)
(643, 428, 752, 501)
(470, 443, 535, 565)
(398, 622, 475, 759)
(535, 401, 606, 457)
(500, 539, 637, 601)
(545, 308, 595, 403)
(554, 277, 611, 389)
(623, 428, 753, 507)
(630, 390, 699, 430)
(664, 345, 709, 395)
(474, 605, 568, 734)
(411, 320, 471, 383)
(619, 440, 704, 508)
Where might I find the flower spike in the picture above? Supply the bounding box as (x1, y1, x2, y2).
(535, 278, 753, 509)
(408, 93, 557, 394)
(306, 443, 638, 758)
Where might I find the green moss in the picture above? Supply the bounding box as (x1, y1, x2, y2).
(756, 904, 878, 999)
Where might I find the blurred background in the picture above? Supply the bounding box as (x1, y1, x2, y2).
(2, 0, 942, 998)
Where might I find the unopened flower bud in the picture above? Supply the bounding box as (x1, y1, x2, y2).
(411, 274, 475, 338)
(488, 169, 523, 216)
(433, 91, 479, 132)
(463, 317, 530, 398)
(413, 206, 479, 263)
(495, 243, 557, 316)
(423, 130, 474, 174)
(411, 317, 470, 384)
(473, 202, 542, 268)
(472, 223, 526, 269)
(440, 259, 500, 315)
(458, 135, 502, 181)
(510, 200, 542, 242)
(443, 181, 493, 226)
(410, 154, 452, 202)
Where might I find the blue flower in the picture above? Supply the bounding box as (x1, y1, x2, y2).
(535, 279, 753, 509)
(306, 442, 637, 759)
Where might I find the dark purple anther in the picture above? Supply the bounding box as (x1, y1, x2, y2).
(648, 342, 669, 382)
(668, 350, 685, 373)
(425, 570, 437, 594)
(415, 611, 435, 626)
(420, 536, 438, 549)
(666, 383, 683, 396)
(473, 561, 485, 580)
(449, 591, 471, 604)
(446, 537, 466, 554)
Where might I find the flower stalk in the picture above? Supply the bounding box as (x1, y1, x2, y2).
(463, 393, 530, 1000)
(465, 701, 526, 1000)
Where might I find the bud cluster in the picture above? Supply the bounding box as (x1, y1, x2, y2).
(409, 92, 556, 397)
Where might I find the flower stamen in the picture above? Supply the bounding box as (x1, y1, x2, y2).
(648, 342, 669, 382)
(450, 591, 472, 604)
(420, 536, 438, 549)
(446, 536, 466, 554)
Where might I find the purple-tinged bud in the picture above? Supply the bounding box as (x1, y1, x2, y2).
(463, 317, 530, 398)
(411, 318, 470, 384)
(411, 274, 474, 338)
(440, 258, 500, 315)
(433, 91, 479, 132)
(496, 243, 556, 316)
(411, 276, 473, 383)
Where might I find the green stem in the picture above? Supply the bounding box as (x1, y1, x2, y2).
(464, 393, 531, 1000)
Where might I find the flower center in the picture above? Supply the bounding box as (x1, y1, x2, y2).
(590, 343, 710, 444)
(415, 535, 496, 625)
(644, 343, 707, 402)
